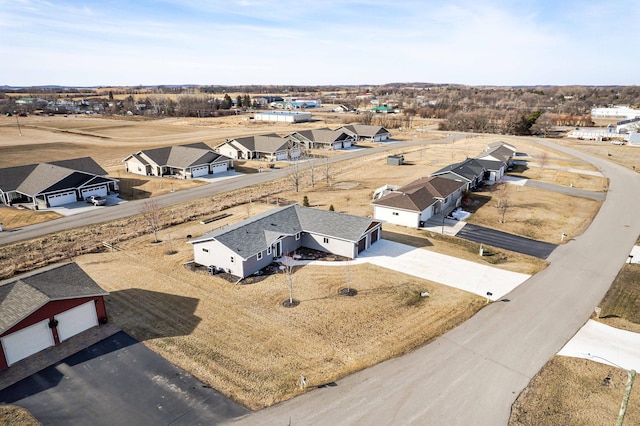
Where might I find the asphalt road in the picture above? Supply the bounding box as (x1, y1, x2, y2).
(524, 179, 606, 201)
(230, 138, 640, 425)
(456, 223, 557, 259)
(0, 136, 458, 246)
(0, 331, 249, 426)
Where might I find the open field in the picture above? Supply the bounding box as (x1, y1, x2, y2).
(75, 207, 486, 409)
(510, 261, 640, 425)
(464, 185, 602, 243)
(559, 138, 640, 173)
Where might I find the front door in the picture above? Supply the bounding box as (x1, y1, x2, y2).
(273, 240, 283, 258)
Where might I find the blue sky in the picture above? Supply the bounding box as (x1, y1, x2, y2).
(1, 0, 639, 86)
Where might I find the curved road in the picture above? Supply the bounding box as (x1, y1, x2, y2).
(230, 139, 640, 425)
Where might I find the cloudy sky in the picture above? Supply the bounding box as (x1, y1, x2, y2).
(1, 0, 639, 87)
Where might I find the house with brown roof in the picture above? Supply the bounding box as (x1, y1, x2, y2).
(123, 142, 233, 179)
(0, 157, 118, 209)
(372, 176, 466, 228)
(0, 263, 109, 370)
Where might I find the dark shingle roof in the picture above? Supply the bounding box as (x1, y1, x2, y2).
(228, 134, 289, 154)
(293, 129, 350, 143)
(0, 263, 108, 335)
(431, 158, 486, 181)
(340, 124, 390, 137)
(190, 205, 379, 259)
(0, 157, 108, 195)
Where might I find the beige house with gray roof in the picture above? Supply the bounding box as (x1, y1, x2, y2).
(123, 142, 233, 178)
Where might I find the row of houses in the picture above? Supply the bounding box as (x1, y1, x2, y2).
(214, 124, 391, 161)
(0, 124, 391, 209)
(372, 142, 516, 228)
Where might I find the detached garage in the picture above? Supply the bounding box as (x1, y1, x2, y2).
(0, 263, 109, 370)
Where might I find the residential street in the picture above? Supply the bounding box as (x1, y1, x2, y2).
(0, 137, 457, 246)
(455, 223, 557, 259)
(230, 139, 640, 425)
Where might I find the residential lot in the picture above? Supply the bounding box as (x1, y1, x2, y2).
(0, 114, 622, 418)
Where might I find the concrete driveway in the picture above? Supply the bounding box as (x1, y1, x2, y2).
(0, 331, 249, 426)
(297, 239, 531, 301)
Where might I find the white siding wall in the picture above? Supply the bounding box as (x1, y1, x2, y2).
(193, 241, 243, 277)
(373, 205, 420, 228)
(301, 234, 356, 259)
(218, 145, 239, 159)
(125, 158, 148, 175)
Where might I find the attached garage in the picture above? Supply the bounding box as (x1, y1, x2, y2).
(1, 319, 54, 367)
(47, 191, 77, 207)
(191, 165, 210, 177)
(357, 237, 367, 254)
(81, 185, 108, 199)
(211, 162, 228, 174)
(0, 262, 109, 371)
(55, 301, 99, 342)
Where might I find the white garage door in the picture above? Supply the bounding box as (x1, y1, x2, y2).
(81, 185, 107, 199)
(211, 163, 228, 174)
(47, 191, 77, 207)
(191, 166, 209, 177)
(55, 301, 99, 342)
(1, 319, 54, 366)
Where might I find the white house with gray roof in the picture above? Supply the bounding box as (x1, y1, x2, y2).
(123, 142, 233, 178)
(189, 205, 382, 279)
(215, 134, 302, 161)
(0, 157, 118, 209)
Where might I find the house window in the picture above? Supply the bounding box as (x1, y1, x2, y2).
(392, 212, 399, 216)
(202, 248, 209, 253)
(323, 237, 329, 244)
(267, 246, 272, 255)
(295, 232, 301, 240)
(257, 252, 263, 260)
(137, 166, 142, 172)
(444, 197, 449, 203)
(230, 256, 235, 263)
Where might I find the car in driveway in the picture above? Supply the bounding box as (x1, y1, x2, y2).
(86, 195, 107, 206)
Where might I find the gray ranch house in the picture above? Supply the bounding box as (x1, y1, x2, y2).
(0, 157, 118, 209)
(189, 205, 382, 279)
(338, 124, 391, 142)
(372, 176, 466, 228)
(214, 134, 302, 161)
(123, 142, 233, 179)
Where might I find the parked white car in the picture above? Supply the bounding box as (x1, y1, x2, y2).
(86, 195, 107, 206)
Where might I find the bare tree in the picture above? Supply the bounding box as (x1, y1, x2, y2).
(140, 199, 162, 242)
(308, 155, 317, 188)
(494, 183, 512, 223)
(324, 154, 332, 185)
(286, 140, 305, 192)
(280, 253, 297, 306)
(538, 152, 549, 178)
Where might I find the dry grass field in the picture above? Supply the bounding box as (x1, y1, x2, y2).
(0, 114, 620, 415)
(75, 207, 486, 409)
(510, 356, 639, 426)
(510, 261, 640, 425)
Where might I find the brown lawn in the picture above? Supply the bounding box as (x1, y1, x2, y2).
(0, 405, 41, 426)
(76, 212, 486, 409)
